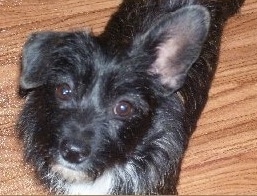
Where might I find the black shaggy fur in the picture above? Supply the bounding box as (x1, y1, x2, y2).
(17, 0, 244, 194)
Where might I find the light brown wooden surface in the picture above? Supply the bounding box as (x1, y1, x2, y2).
(0, 0, 256, 195)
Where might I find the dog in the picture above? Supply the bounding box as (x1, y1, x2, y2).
(17, 0, 244, 194)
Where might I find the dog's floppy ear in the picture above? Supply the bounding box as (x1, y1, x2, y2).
(20, 32, 56, 89)
(131, 5, 210, 92)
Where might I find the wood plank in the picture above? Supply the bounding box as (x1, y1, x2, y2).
(0, 0, 256, 194)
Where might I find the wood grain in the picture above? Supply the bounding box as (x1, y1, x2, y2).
(0, 0, 256, 194)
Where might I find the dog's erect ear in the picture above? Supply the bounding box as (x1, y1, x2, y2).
(130, 5, 210, 91)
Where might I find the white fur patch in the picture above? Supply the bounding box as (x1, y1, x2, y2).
(65, 170, 114, 195)
(49, 162, 114, 195)
(51, 164, 92, 182)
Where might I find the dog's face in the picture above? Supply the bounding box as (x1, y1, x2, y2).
(18, 5, 210, 194)
(20, 31, 160, 181)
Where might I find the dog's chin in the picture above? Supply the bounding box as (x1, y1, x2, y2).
(51, 164, 93, 183)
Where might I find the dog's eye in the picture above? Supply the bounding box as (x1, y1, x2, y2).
(114, 101, 133, 117)
(55, 83, 73, 100)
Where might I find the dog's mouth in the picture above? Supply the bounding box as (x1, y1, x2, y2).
(51, 164, 93, 183)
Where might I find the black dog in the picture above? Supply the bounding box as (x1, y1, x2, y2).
(17, 0, 244, 194)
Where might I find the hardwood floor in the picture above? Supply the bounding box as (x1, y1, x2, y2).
(0, 0, 256, 194)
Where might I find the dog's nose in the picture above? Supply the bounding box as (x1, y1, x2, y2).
(60, 139, 90, 164)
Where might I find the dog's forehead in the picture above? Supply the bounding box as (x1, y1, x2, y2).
(51, 33, 100, 67)
(47, 33, 107, 80)
(47, 32, 151, 93)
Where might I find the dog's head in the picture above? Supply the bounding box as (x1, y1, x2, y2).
(18, 5, 209, 192)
